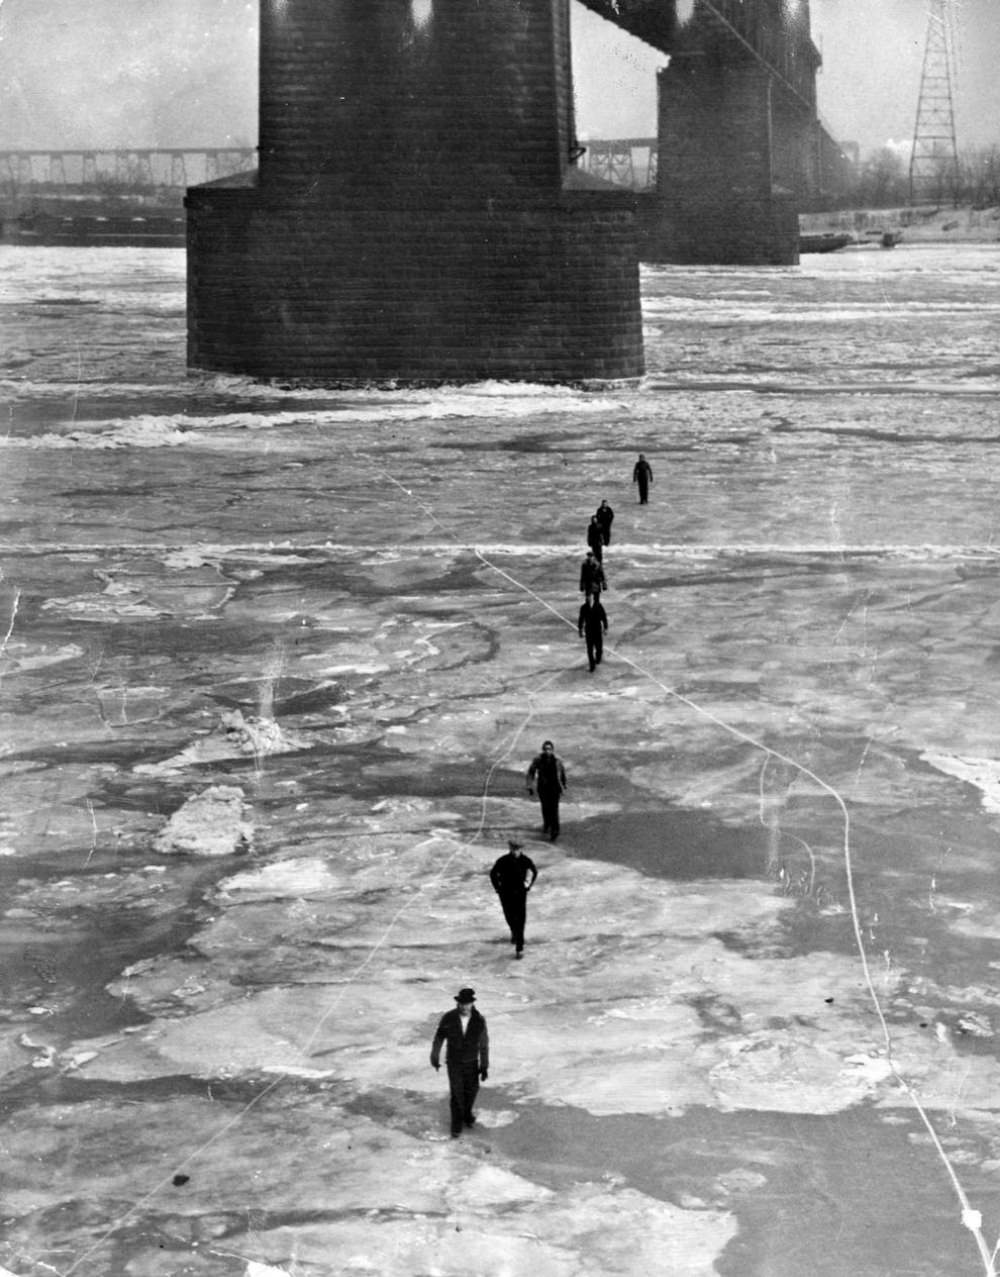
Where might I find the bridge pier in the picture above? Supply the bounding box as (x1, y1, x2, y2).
(186, 0, 644, 386)
(641, 57, 799, 266)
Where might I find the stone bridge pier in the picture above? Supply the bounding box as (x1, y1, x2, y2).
(640, 57, 798, 264)
(614, 0, 823, 267)
(186, 0, 644, 385)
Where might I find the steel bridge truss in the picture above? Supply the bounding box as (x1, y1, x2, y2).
(580, 137, 658, 189)
(0, 148, 257, 191)
(576, 0, 820, 113)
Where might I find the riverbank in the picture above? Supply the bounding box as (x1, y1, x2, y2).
(6, 198, 998, 251)
(801, 201, 1000, 244)
(0, 192, 185, 246)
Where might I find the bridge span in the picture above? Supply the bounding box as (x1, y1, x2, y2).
(578, 0, 826, 263)
(0, 149, 256, 192)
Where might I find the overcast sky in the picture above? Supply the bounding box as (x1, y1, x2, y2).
(0, 1, 996, 158)
(810, 0, 1000, 153)
(0, 0, 258, 151)
(572, 0, 1000, 154)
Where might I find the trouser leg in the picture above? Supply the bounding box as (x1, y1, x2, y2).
(462, 1066, 480, 1123)
(449, 1065, 479, 1131)
(594, 632, 603, 666)
(585, 635, 596, 670)
(502, 891, 526, 950)
(499, 893, 517, 939)
(448, 1073, 462, 1133)
(541, 791, 560, 839)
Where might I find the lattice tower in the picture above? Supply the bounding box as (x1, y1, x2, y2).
(909, 0, 959, 204)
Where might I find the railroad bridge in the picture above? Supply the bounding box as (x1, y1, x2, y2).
(187, 0, 826, 385)
(581, 0, 823, 263)
(0, 149, 256, 192)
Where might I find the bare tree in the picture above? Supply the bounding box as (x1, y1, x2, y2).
(856, 147, 908, 209)
(958, 145, 1000, 208)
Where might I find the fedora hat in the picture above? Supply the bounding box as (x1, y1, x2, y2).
(455, 987, 476, 1003)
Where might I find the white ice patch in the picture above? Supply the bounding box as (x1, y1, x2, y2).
(218, 857, 344, 900)
(0, 641, 84, 670)
(240, 1181, 734, 1277)
(4, 387, 628, 451)
(921, 751, 1000, 812)
(135, 712, 313, 775)
(153, 785, 252, 857)
(643, 298, 1000, 322)
(11, 418, 191, 449)
(41, 589, 164, 620)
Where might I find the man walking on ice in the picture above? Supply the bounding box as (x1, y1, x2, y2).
(490, 840, 538, 958)
(526, 740, 568, 841)
(577, 589, 608, 672)
(632, 452, 653, 504)
(430, 988, 489, 1138)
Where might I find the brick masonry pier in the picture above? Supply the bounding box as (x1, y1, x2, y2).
(186, 0, 644, 385)
(642, 58, 800, 266)
(577, 0, 823, 267)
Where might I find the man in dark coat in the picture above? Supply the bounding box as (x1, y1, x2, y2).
(586, 514, 605, 563)
(490, 840, 538, 958)
(578, 590, 609, 672)
(595, 499, 614, 546)
(526, 740, 568, 841)
(430, 987, 489, 1137)
(632, 453, 653, 504)
(579, 549, 607, 595)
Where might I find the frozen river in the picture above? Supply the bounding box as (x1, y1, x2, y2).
(2, 241, 1000, 1276)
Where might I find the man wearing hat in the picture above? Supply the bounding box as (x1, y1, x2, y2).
(490, 840, 538, 958)
(526, 740, 568, 841)
(430, 988, 490, 1138)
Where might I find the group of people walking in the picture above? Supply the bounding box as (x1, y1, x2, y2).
(430, 837, 540, 1134)
(576, 458, 650, 671)
(578, 496, 612, 672)
(430, 455, 653, 1134)
(429, 835, 538, 1134)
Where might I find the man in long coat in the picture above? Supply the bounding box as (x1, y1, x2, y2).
(632, 453, 653, 504)
(586, 514, 605, 562)
(526, 740, 568, 841)
(430, 987, 489, 1138)
(595, 499, 614, 546)
(490, 840, 538, 958)
(578, 590, 609, 672)
(579, 550, 607, 595)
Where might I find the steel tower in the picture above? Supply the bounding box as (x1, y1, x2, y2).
(909, 0, 959, 204)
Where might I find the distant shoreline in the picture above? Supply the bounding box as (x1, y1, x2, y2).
(0, 191, 185, 246)
(0, 212, 185, 247)
(3, 199, 997, 250)
(800, 202, 1000, 245)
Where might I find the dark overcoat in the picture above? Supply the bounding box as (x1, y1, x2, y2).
(430, 1008, 489, 1073)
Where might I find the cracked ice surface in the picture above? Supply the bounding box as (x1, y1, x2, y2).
(3, 244, 1000, 1276)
